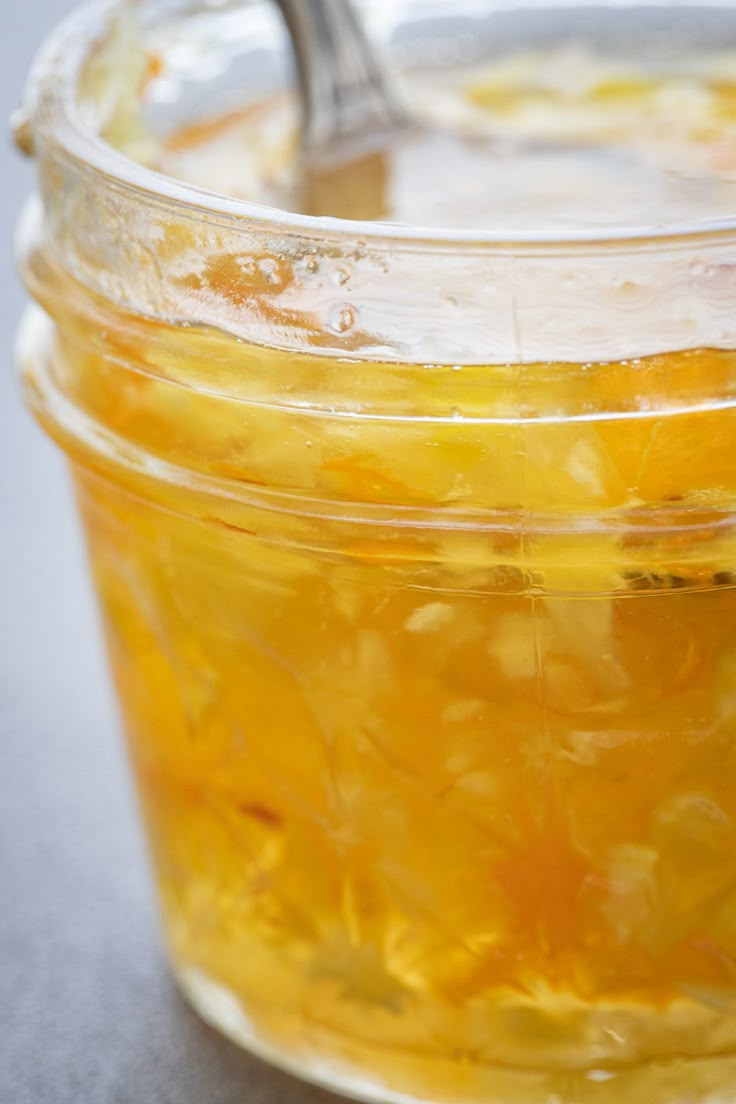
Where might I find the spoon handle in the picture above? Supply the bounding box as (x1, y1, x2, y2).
(274, 0, 406, 153)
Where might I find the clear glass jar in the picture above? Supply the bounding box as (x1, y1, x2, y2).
(15, 1, 736, 1101)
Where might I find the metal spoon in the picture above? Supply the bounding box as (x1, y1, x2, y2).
(274, 0, 409, 219)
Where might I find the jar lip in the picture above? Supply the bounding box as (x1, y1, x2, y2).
(24, 0, 736, 254)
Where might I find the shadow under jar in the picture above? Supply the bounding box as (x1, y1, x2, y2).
(15, 1, 736, 1101)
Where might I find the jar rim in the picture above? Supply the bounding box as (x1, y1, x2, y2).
(24, 0, 736, 255)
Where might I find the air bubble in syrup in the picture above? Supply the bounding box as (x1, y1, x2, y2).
(257, 258, 282, 286)
(329, 304, 357, 334)
(331, 266, 350, 287)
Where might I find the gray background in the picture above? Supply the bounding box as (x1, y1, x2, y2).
(0, 5, 330, 1101)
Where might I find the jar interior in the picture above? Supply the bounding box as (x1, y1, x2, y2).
(73, 0, 736, 232)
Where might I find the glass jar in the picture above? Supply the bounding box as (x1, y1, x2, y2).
(15, 1, 736, 1101)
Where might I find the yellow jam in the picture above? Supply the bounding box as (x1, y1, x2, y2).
(24, 43, 736, 1103)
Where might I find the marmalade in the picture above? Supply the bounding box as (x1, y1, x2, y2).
(20, 20, 736, 1104)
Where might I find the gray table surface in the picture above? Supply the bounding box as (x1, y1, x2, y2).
(0, 6, 334, 1102)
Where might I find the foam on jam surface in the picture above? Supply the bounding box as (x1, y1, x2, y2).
(159, 48, 736, 229)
